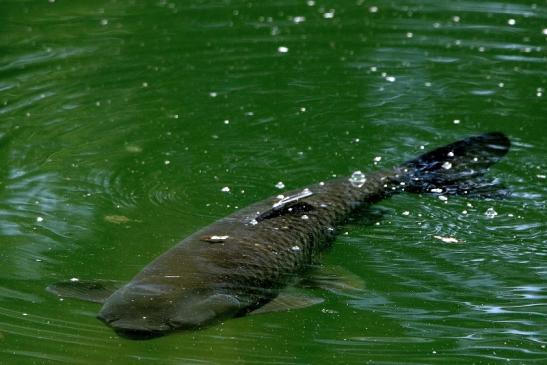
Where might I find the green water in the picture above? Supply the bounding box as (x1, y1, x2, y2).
(1, 0, 546, 364)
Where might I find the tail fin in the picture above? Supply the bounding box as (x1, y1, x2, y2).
(402, 132, 511, 195)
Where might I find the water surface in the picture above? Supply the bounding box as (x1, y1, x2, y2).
(1, 0, 546, 364)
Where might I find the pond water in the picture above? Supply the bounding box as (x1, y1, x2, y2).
(1, 0, 546, 364)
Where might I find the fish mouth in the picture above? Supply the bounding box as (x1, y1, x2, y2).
(98, 316, 172, 340)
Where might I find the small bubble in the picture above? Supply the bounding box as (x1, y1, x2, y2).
(453, 119, 460, 124)
(70, 277, 79, 282)
(36, 216, 44, 222)
(221, 186, 230, 192)
(142, 82, 148, 88)
(438, 195, 448, 202)
(406, 32, 413, 38)
(373, 156, 382, 162)
(277, 46, 289, 53)
(100, 19, 108, 26)
(164, 160, 170, 165)
(349, 171, 366, 188)
(452, 15, 460, 22)
(485, 207, 498, 218)
(293, 16, 305, 24)
(209, 92, 218, 97)
(419, 145, 425, 150)
(507, 19, 516, 26)
(301, 215, 309, 220)
(369, 6, 378, 13)
(275, 181, 285, 189)
(306, 0, 315, 6)
(385, 76, 396, 82)
(402, 211, 410, 216)
(447, 151, 454, 157)
(291, 245, 301, 251)
(543, 28, 547, 35)
(250, 219, 258, 225)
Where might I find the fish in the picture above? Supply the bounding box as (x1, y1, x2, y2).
(47, 132, 511, 339)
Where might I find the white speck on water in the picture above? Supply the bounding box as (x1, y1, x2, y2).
(22, 313, 28, 316)
(402, 211, 410, 216)
(250, 219, 258, 225)
(442, 161, 452, 170)
(142, 316, 147, 320)
(323, 10, 335, 19)
(430, 188, 443, 193)
(420, 145, 425, 150)
(467, 202, 473, 208)
(447, 151, 454, 157)
(485, 207, 498, 218)
(100, 19, 108, 26)
(386, 76, 396, 83)
(462, 210, 468, 215)
(319, 181, 325, 186)
(209, 92, 218, 97)
(453, 119, 460, 124)
(35, 258, 42, 262)
(498, 82, 504, 88)
(434, 236, 460, 244)
(223, 119, 229, 124)
(291, 245, 301, 251)
(370, 66, 377, 72)
(508, 18, 516, 26)
(452, 15, 460, 22)
(277, 46, 289, 53)
(537, 174, 546, 179)
(508, 213, 514, 217)
(425, 82, 432, 87)
(300, 107, 307, 112)
(293, 16, 306, 24)
(433, 22, 441, 28)
(221, 186, 230, 192)
(369, 6, 378, 13)
(306, 0, 315, 6)
(349, 171, 366, 187)
(432, 350, 437, 354)
(537, 87, 544, 97)
(438, 195, 448, 201)
(543, 28, 547, 35)
(164, 160, 170, 165)
(70, 277, 79, 282)
(374, 156, 382, 162)
(406, 32, 413, 38)
(301, 215, 309, 220)
(210, 235, 229, 241)
(142, 81, 148, 88)
(375, 222, 380, 225)
(276, 194, 285, 200)
(36, 216, 44, 222)
(473, 157, 479, 162)
(275, 181, 285, 189)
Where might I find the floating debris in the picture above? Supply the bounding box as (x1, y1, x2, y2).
(537, 174, 546, 179)
(453, 119, 460, 124)
(301, 215, 309, 220)
(69, 277, 80, 282)
(275, 181, 285, 189)
(349, 171, 366, 187)
(277, 46, 289, 53)
(291, 245, 301, 251)
(485, 207, 498, 218)
(36, 216, 44, 222)
(201, 235, 230, 243)
(442, 161, 452, 170)
(431, 188, 443, 193)
(249, 219, 258, 226)
(221, 186, 230, 193)
(104, 215, 131, 224)
(293, 16, 305, 24)
(434, 235, 460, 244)
(125, 145, 143, 153)
(438, 195, 448, 201)
(402, 211, 410, 216)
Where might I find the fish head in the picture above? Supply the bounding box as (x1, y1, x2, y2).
(97, 282, 242, 339)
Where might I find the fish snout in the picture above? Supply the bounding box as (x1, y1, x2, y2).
(107, 318, 172, 339)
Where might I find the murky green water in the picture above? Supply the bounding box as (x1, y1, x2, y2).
(1, 0, 546, 364)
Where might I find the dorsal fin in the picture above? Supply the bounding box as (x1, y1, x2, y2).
(256, 189, 315, 222)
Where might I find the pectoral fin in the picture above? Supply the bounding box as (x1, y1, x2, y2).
(46, 280, 120, 303)
(250, 292, 324, 315)
(300, 265, 365, 295)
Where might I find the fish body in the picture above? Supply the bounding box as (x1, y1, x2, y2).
(48, 132, 511, 339)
